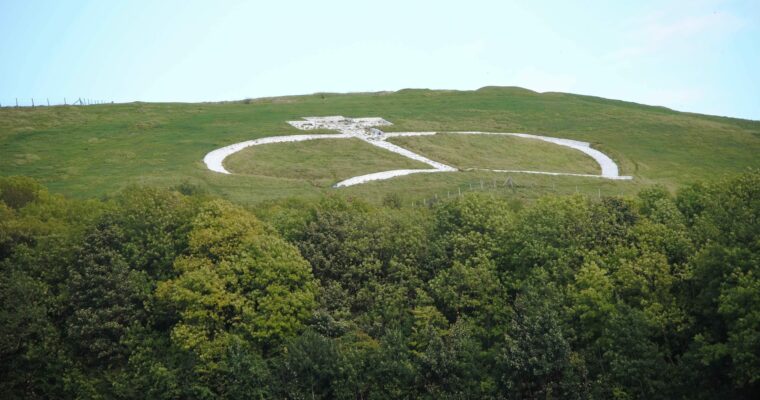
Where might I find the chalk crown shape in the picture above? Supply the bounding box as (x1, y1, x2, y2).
(203, 116, 632, 187)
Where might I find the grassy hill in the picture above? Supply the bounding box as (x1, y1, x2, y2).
(1, 87, 758, 204)
(224, 138, 429, 186)
(387, 133, 601, 174)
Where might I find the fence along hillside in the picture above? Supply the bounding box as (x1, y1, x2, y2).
(0, 97, 111, 107)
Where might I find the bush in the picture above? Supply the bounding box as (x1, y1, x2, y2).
(0, 176, 45, 209)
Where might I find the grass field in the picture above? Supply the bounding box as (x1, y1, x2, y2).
(1, 87, 758, 204)
(223, 138, 429, 187)
(388, 133, 600, 174)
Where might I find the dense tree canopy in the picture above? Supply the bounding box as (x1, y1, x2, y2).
(1, 172, 758, 399)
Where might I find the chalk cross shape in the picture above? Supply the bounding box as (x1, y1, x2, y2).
(203, 116, 632, 187)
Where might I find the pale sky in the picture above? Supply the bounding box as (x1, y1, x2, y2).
(1, 0, 758, 119)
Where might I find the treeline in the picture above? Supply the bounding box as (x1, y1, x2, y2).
(1, 173, 758, 399)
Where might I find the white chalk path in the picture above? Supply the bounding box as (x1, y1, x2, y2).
(333, 169, 444, 187)
(364, 139, 456, 171)
(203, 133, 349, 174)
(468, 169, 624, 179)
(449, 131, 628, 179)
(202, 116, 631, 187)
(333, 131, 631, 186)
(330, 138, 458, 188)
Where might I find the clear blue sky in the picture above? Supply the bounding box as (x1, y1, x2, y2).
(1, 0, 758, 119)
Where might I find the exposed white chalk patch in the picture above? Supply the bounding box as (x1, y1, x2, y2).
(351, 117, 393, 127)
(304, 116, 345, 122)
(334, 169, 444, 187)
(288, 116, 391, 133)
(383, 132, 438, 138)
(364, 140, 456, 171)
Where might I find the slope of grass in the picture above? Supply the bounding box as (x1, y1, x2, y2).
(223, 138, 429, 187)
(1, 87, 758, 204)
(388, 133, 600, 174)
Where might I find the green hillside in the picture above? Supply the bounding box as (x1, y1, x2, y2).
(387, 133, 601, 174)
(1, 87, 758, 204)
(224, 138, 429, 186)
(2, 88, 759, 398)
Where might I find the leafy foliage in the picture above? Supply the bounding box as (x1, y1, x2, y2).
(1, 172, 759, 398)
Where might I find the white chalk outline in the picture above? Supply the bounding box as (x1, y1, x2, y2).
(202, 116, 632, 187)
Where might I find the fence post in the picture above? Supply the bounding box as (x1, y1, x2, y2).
(15, 98, 18, 107)
(47, 98, 50, 106)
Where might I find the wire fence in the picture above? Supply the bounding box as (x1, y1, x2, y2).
(0, 98, 112, 108)
(409, 176, 517, 207)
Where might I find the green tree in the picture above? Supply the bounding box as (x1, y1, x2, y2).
(274, 330, 342, 399)
(65, 221, 152, 366)
(156, 199, 316, 359)
(0, 176, 45, 209)
(680, 172, 760, 396)
(105, 187, 196, 281)
(414, 319, 481, 399)
(497, 280, 588, 399)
